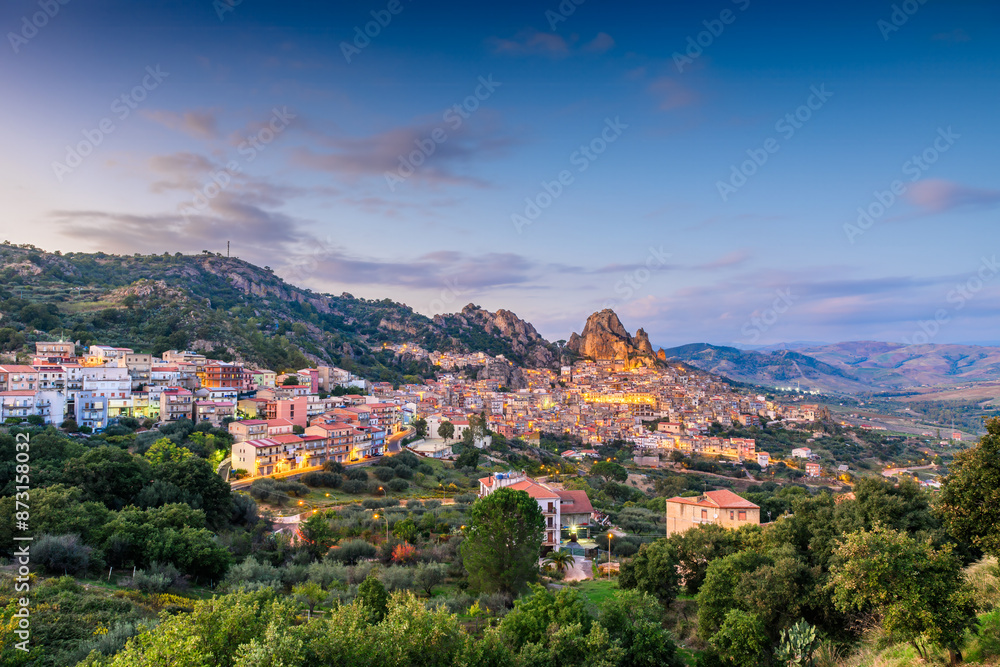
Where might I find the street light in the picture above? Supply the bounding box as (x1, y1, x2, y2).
(378, 486, 385, 497)
(607, 532, 613, 580)
(373, 513, 389, 541)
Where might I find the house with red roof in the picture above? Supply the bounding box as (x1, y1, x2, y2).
(665, 489, 760, 536)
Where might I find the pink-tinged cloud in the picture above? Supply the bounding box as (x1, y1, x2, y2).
(648, 77, 698, 110)
(697, 249, 751, 270)
(489, 30, 570, 57)
(906, 179, 1000, 213)
(141, 109, 221, 140)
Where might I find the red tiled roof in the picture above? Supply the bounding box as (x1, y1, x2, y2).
(667, 489, 758, 510)
(507, 480, 559, 499)
(556, 490, 593, 514)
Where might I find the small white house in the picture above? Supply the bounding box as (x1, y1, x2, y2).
(791, 447, 812, 459)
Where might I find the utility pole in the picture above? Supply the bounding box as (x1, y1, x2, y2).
(227, 241, 230, 257)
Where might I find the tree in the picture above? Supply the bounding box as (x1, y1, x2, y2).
(599, 589, 686, 667)
(144, 438, 193, 465)
(667, 523, 740, 595)
(455, 446, 480, 469)
(61, 446, 151, 510)
(293, 581, 327, 614)
(500, 584, 592, 651)
(709, 610, 769, 667)
(543, 550, 575, 574)
(828, 525, 978, 662)
(356, 574, 389, 623)
(414, 562, 446, 596)
(618, 539, 681, 606)
(413, 418, 427, 437)
(299, 513, 336, 557)
(461, 488, 545, 597)
(591, 461, 628, 483)
(438, 421, 455, 441)
(939, 418, 1000, 556)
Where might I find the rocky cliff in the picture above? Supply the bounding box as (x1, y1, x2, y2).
(566, 309, 657, 365)
(434, 304, 558, 368)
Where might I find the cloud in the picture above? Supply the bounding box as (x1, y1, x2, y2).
(647, 77, 698, 110)
(291, 118, 518, 189)
(583, 32, 615, 54)
(489, 30, 570, 57)
(906, 179, 1000, 213)
(695, 249, 751, 270)
(489, 30, 615, 58)
(141, 109, 221, 140)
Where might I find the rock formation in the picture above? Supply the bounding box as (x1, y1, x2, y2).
(567, 309, 658, 366)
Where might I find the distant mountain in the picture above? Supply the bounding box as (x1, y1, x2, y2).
(659, 341, 1000, 395)
(0, 244, 557, 381)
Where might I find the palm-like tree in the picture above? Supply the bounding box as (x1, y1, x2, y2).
(543, 550, 575, 573)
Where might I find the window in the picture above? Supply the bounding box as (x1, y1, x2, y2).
(701, 509, 708, 520)
(730, 511, 735, 520)
(738, 511, 747, 521)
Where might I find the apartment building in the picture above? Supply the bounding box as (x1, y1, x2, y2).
(199, 363, 243, 389)
(159, 388, 193, 422)
(229, 419, 268, 442)
(122, 353, 152, 388)
(34, 341, 75, 359)
(305, 420, 354, 463)
(75, 391, 109, 430)
(478, 471, 566, 552)
(194, 400, 235, 427)
(0, 366, 37, 391)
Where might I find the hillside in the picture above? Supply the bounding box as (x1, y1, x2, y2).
(0, 243, 558, 381)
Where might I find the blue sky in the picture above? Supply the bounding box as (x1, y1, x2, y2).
(2, 0, 998, 346)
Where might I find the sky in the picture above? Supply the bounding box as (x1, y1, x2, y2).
(1, 0, 999, 348)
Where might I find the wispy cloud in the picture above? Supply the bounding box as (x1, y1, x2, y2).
(141, 108, 221, 140)
(488, 29, 614, 58)
(647, 76, 698, 110)
(906, 179, 1000, 213)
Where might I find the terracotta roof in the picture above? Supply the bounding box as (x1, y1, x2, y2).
(557, 490, 593, 514)
(667, 489, 759, 510)
(507, 479, 560, 499)
(241, 438, 281, 449)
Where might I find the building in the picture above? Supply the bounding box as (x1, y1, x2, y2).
(791, 447, 812, 459)
(0, 366, 38, 392)
(193, 400, 235, 427)
(122, 353, 153, 389)
(74, 391, 109, 430)
(199, 363, 243, 389)
(805, 462, 821, 477)
(665, 490, 760, 537)
(232, 438, 282, 476)
(159, 388, 193, 422)
(264, 396, 308, 427)
(409, 440, 453, 459)
(478, 470, 581, 552)
(0, 391, 37, 423)
(557, 490, 594, 541)
(229, 419, 269, 442)
(34, 341, 75, 359)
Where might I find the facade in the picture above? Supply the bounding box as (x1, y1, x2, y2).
(35, 341, 75, 359)
(478, 471, 579, 552)
(123, 353, 153, 389)
(665, 490, 760, 537)
(199, 363, 243, 389)
(74, 391, 109, 430)
(159, 388, 193, 422)
(0, 366, 38, 392)
(232, 438, 282, 476)
(194, 400, 235, 427)
(229, 419, 268, 442)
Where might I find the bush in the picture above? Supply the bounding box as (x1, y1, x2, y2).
(373, 467, 395, 482)
(379, 564, 415, 591)
(33, 534, 93, 575)
(342, 480, 367, 494)
(346, 468, 369, 482)
(424, 500, 442, 509)
(323, 460, 345, 474)
(128, 562, 186, 594)
(387, 478, 409, 492)
(332, 539, 377, 565)
(276, 480, 310, 497)
(454, 493, 477, 504)
(301, 471, 343, 488)
(394, 466, 414, 480)
(406, 500, 423, 510)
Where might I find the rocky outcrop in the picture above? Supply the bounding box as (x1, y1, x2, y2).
(435, 304, 558, 369)
(567, 309, 658, 366)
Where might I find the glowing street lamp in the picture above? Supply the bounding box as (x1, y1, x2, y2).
(607, 532, 613, 579)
